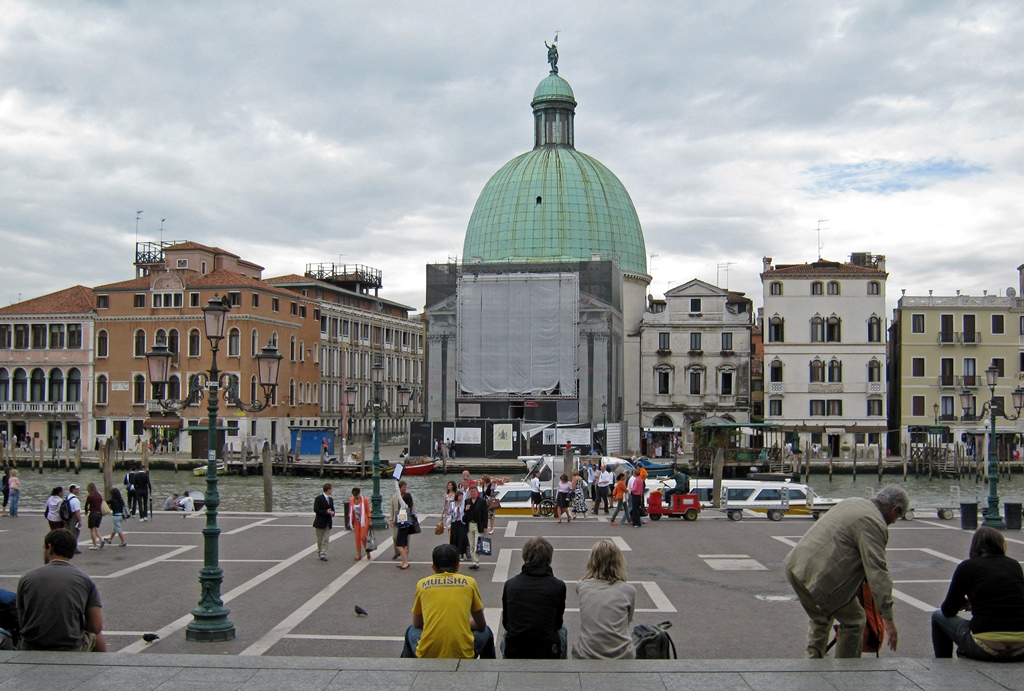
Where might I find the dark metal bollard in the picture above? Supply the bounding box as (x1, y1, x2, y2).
(1005, 503, 1023, 531)
(960, 503, 978, 531)
(343, 500, 351, 530)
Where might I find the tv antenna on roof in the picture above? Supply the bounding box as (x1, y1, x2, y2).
(815, 219, 828, 260)
(717, 262, 734, 289)
(159, 218, 165, 244)
(135, 210, 143, 243)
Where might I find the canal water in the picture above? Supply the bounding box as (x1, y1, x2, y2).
(9, 464, 1022, 517)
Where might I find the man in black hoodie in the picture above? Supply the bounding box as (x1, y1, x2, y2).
(501, 536, 566, 658)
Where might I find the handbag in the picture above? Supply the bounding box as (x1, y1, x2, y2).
(476, 536, 492, 556)
(486, 498, 501, 510)
(365, 528, 377, 552)
(395, 508, 409, 527)
(434, 521, 445, 535)
(100, 501, 112, 516)
(410, 513, 421, 534)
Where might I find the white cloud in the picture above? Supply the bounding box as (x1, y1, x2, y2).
(1, 1, 1023, 315)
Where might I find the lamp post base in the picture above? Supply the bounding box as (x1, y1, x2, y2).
(983, 514, 1007, 530)
(185, 610, 235, 642)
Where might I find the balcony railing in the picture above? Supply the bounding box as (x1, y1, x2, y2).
(937, 331, 957, 344)
(868, 382, 883, 394)
(937, 375, 956, 388)
(768, 382, 784, 394)
(960, 374, 978, 387)
(0, 402, 82, 415)
(961, 331, 981, 344)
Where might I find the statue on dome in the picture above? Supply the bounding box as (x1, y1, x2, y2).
(545, 35, 559, 73)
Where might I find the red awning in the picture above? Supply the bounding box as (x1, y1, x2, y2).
(143, 417, 183, 430)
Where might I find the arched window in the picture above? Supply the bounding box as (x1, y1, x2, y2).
(228, 328, 240, 357)
(654, 365, 673, 395)
(289, 378, 296, 405)
(155, 328, 167, 347)
(652, 414, 674, 427)
(299, 340, 305, 362)
(12, 369, 27, 401)
(133, 374, 146, 404)
(251, 329, 259, 357)
(67, 368, 81, 402)
(134, 329, 146, 357)
(687, 366, 704, 395)
(168, 375, 181, 400)
(770, 359, 783, 383)
(48, 368, 64, 401)
(867, 316, 882, 343)
(250, 375, 258, 403)
(290, 336, 297, 362)
(827, 281, 840, 295)
(97, 330, 109, 358)
(0, 368, 8, 401)
(30, 369, 45, 401)
(188, 329, 201, 357)
(768, 316, 785, 343)
(272, 331, 279, 347)
(826, 316, 841, 343)
(809, 359, 824, 383)
(868, 359, 882, 382)
(811, 281, 823, 296)
(867, 281, 880, 295)
(168, 329, 179, 355)
(828, 359, 843, 383)
(769, 282, 782, 296)
(313, 344, 319, 364)
(810, 316, 824, 342)
(95, 375, 108, 405)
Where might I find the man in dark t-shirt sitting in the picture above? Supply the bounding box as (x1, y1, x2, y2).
(16, 529, 106, 651)
(501, 536, 567, 658)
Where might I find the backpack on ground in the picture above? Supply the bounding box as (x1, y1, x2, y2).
(58, 496, 72, 522)
(632, 620, 677, 659)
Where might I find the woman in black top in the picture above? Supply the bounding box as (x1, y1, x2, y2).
(932, 526, 1024, 659)
(395, 492, 414, 570)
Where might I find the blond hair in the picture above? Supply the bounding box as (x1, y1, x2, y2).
(582, 539, 627, 583)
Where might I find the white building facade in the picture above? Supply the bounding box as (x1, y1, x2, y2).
(639, 279, 753, 457)
(761, 254, 888, 457)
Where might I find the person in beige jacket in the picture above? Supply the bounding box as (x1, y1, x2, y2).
(783, 484, 910, 658)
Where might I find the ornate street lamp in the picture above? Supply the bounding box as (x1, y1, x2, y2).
(933, 402, 939, 426)
(344, 355, 412, 529)
(959, 364, 1024, 530)
(147, 294, 281, 641)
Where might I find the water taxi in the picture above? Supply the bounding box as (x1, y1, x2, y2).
(654, 477, 841, 520)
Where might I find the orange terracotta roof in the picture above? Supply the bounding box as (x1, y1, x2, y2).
(762, 259, 886, 278)
(94, 276, 152, 291)
(163, 241, 239, 258)
(187, 269, 312, 300)
(0, 285, 95, 316)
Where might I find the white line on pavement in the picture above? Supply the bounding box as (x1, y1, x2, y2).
(698, 554, 750, 558)
(239, 537, 395, 656)
(892, 588, 936, 613)
(163, 559, 280, 563)
(95, 546, 195, 579)
(505, 520, 518, 538)
(119, 536, 351, 654)
(640, 581, 677, 613)
(225, 517, 276, 535)
(493, 548, 513, 583)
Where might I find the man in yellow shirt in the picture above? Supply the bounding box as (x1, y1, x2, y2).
(401, 544, 495, 658)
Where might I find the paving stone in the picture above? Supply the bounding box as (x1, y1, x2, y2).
(660, 672, 753, 690)
(412, 671, 499, 690)
(578, 671, 668, 690)
(740, 671, 839, 690)
(495, 671, 581, 690)
(818, 670, 924, 690)
(238, 668, 341, 690)
(325, 669, 418, 690)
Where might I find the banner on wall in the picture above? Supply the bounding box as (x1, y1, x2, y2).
(493, 423, 513, 451)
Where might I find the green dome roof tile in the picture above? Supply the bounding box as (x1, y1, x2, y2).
(463, 65, 646, 274)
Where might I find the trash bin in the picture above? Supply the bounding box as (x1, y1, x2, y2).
(343, 500, 351, 530)
(1005, 503, 1023, 531)
(959, 503, 978, 531)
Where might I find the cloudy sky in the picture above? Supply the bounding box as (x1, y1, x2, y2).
(2, 1, 1022, 316)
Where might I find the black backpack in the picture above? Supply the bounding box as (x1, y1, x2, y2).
(58, 496, 72, 522)
(632, 620, 677, 659)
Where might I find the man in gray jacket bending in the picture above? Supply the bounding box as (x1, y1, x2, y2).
(783, 484, 910, 658)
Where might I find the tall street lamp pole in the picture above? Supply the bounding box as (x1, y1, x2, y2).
(147, 295, 282, 641)
(959, 364, 1024, 530)
(344, 355, 411, 530)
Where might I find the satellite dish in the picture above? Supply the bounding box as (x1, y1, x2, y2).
(1007, 287, 1017, 297)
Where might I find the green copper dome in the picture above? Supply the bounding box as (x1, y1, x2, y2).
(462, 64, 647, 275)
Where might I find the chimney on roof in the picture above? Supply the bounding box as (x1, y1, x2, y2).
(762, 257, 772, 273)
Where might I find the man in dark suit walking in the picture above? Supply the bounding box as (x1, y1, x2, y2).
(134, 467, 152, 521)
(313, 483, 335, 562)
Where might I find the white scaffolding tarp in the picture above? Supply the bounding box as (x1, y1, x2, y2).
(457, 272, 579, 396)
